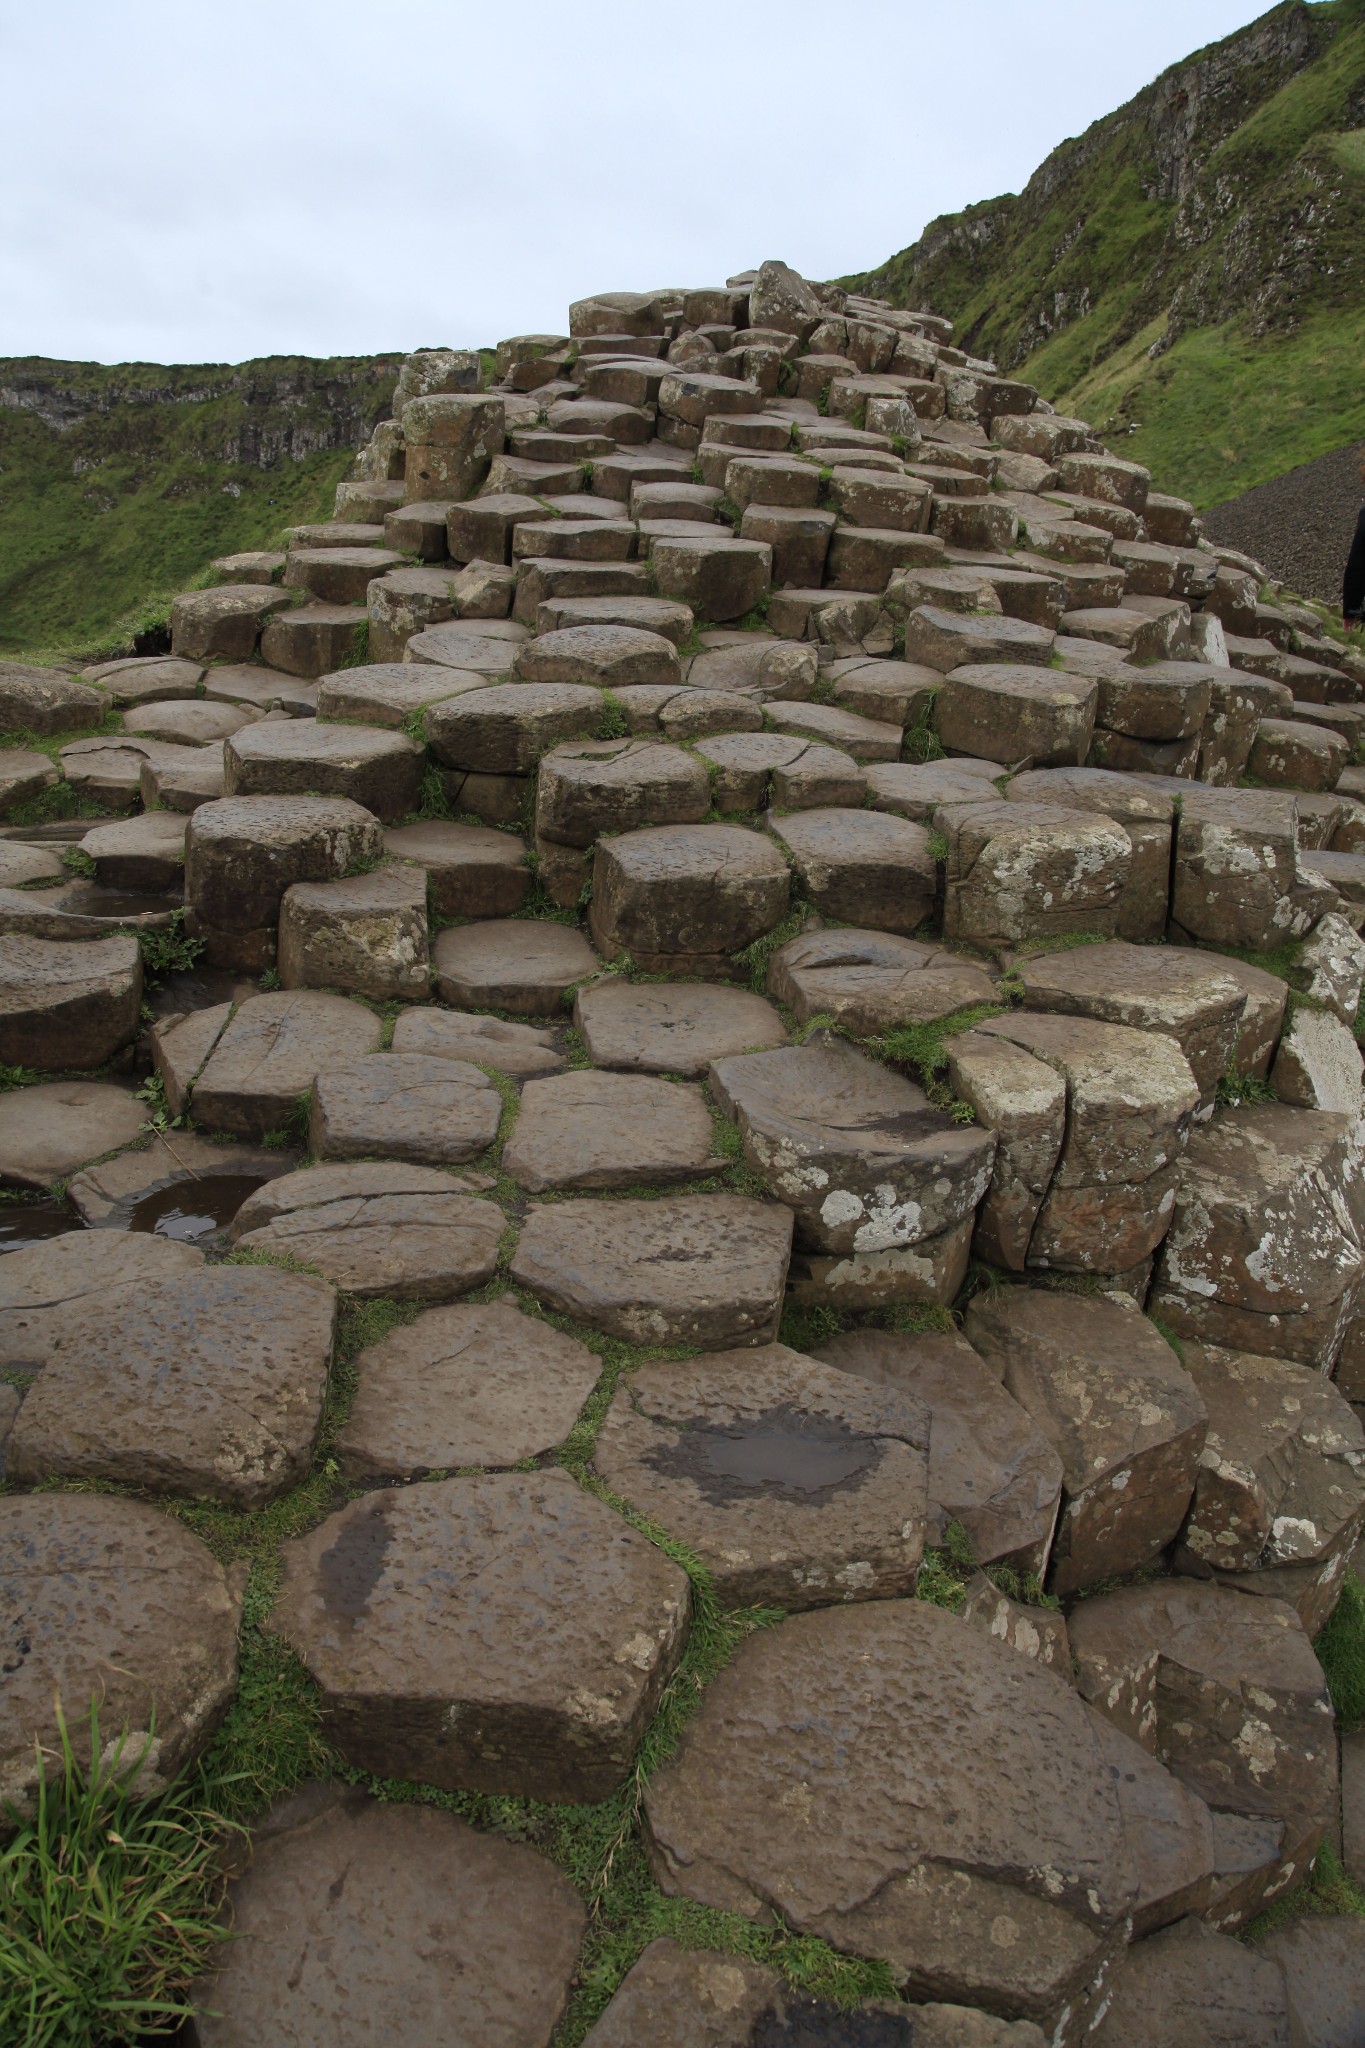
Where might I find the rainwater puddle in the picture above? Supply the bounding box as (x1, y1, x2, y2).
(0, 1198, 77, 1253)
(61, 886, 181, 919)
(320, 1506, 393, 1624)
(647, 1403, 882, 1504)
(127, 1174, 266, 1242)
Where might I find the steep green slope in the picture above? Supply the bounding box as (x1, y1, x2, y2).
(846, 0, 1365, 509)
(0, 354, 400, 657)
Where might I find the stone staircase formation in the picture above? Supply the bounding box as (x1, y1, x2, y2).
(3, 258, 1365, 2044)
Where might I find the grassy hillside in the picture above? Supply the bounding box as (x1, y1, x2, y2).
(0, 354, 400, 658)
(846, 0, 1365, 509)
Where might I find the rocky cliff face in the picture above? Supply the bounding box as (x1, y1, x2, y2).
(849, 0, 1363, 371)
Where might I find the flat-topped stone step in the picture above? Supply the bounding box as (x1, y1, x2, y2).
(123, 698, 258, 746)
(260, 603, 369, 677)
(510, 1193, 793, 1347)
(0, 1079, 146, 1187)
(533, 594, 694, 644)
(6, 1262, 334, 1506)
(536, 738, 709, 845)
(574, 977, 785, 1073)
(503, 1069, 715, 1192)
(231, 1160, 502, 1299)
(190, 991, 382, 1137)
(514, 624, 681, 689)
(185, 794, 383, 956)
(770, 808, 936, 934)
(202, 663, 318, 717)
(224, 719, 423, 822)
(0, 932, 142, 1070)
(594, 1342, 930, 1608)
(590, 823, 790, 975)
(766, 926, 997, 1032)
(433, 918, 597, 1014)
(315, 660, 488, 727)
(279, 866, 429, 999)
(79, 811, 186, 892)
(270, 1470, 689, 1801)
(337, 1296, 600, 1482)
(310, 1053, 501, 1166)
(405, 618, 528, 673)
(169, 584, 292, 662)
(80, 655, 203, 706)
(0, 1493, 241, 1823)
(384, 819, 530, 917)
(283, 544, 405, 604)
(390, 1007, 564, 1077)
(189, 1790, 586, 2048)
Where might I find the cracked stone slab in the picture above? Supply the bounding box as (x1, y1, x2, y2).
(189, 1787, 586, 2048)
(939, 800, 1130, 954)
(1, 1492, 242, 1822)
(709, 1039, 995, 1257)
(1270, 1003, 1364, 1116)
(0, 1228, 204, 1372)
(1068, 1579, 1337, 1851)
(309, 1053, 502, 1167)
(225, 718, 423, 822)
(536, 738, 710, 846)
(574, 978, 786, 1074)
(643, 1598, 1213, 2034)
(594, 1342, 930, 1608)
(815, 1328, 1063, 1575)
(965, 1288, 1206, 1596)
(0, 1080, 147, 1188)
(1089, 1917, 1300, 2048)
(270, 1470, 690, 1801)
(769, 808, 936, 935)
(6, 1263, 335, 1506)
(232, 1161, 502, 1300)
(503, 1069, 715, 1192)
(766, 927, 996, 1035)
(974, 1012, 1199, 1274)
(335, 1296, 601, 1482)
(191, 991, 383, 1138)
(946, 1031, 1067, 1271)
(590, 824, 790, 975)
(510, 1194, 792, 1348)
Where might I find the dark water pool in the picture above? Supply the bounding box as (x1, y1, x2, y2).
(127, 1174, 266, 1243)
(0, 1198, 77, 1253)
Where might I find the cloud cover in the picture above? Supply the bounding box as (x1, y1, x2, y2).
(0, 0, 1278, 367)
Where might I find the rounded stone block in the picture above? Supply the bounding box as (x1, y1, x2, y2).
(934, 664, 1097, 768)
(770, 808, 936, 935)
(589, 824, 790, 973)
(535, 738, 710, 847)
(574, 978, 786, 1074)
(432, 919, 598, 1014)
(384, 819, 530, 918)
(185, 795, 384, 934)
(278, 865, 429, 1000)
(232, 1161, 504, 1300)
(224, 720, 423, 823)
(0, 933, 142, 1070)
(310, 1054, 502, 1166)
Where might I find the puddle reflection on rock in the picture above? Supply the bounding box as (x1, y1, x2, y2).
(646, 1403, 883, 1505)
(0, 1198, 79, 1254)
(127, 1174, 267, 1244)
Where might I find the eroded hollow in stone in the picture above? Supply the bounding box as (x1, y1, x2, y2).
(127, 1173, 270, 1242)
(645, 1402, 884, 1504)
(751, 1999, 916, 2048)
(0, 1197, 78, 1254)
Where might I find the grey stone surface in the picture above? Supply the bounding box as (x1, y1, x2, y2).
(504, 1070, 715, 1191)
(1089, 1917, 1300, 2048)
(766, 928, 996, 1034)
(0, 933, 142, 1070)
(271, 1470, 690, 1801)
(1254, 1916, 1365, 2048)
(433, 918, 598, 1014)
(192, 992, 382, 1138)
(309, 1053, 502, 1167)
(574, 978, 786, 1074)
(390, 1007, 565, 1076)
(0, 1080, 146, 1188)
(0, 1229, 203, 1372)
(231, 1161, 502, 1299)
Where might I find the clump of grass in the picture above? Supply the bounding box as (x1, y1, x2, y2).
(136, 910, 206, 983)
(0, 1062, 41, 1091)
(901, 693, 943, 763)
(1316, 1571, 1365, 1734)
(869, 1002, 1005, 1108)
(1216, 1063, 1277, 1108)
(60, 845, 96, 879)
(734, 900, 810, 994)
(0, 1702, 238, 2047)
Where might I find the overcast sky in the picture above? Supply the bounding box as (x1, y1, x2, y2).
(2, 0, 1281, 368)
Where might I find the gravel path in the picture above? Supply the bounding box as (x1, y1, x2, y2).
(1205, 438, 1365, 607)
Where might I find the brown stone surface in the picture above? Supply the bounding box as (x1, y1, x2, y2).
(192, 992, 382, 1138)
(271, 1470, 689, 1801)
(0, 1492, 241, 1820)
(947, 1032, 1067, 1270)
(1068, 1580, 1336, 1839)
(390, 1007, 564, 1077)
(1175, 1340, 1365, 1601)
(1089, 1918, 1300, 2048)
(504, 1070, 714, 1192)
(644, 1599, 1212, 2030)
(384, 820, 530, 918)
(80, 810, 186, 891)
(536, 738, 709, 846)
(278, 866, 430, 1000)
(310, 1054, 502, 1166)
(1173, 788, 1335, 953)
(815, 1329, 1063, 1574)
(575, 978, 785, 1074)
(711, 1040, 995, 1258)
(169, 584, 291, 661)
(432, 918, 598, 1014)
(1004, 766, 1174, 942)
(1150, 1103, 1365, 1367)
(336, 1296, 600, 1482)
(1254, 1916, 1365, 2048)
(232, 1161, 503, 1300)
(595, 1343, 930, 1607)
(863, 757, 1000, 823)
(0, 1229, 203, 1371)
(934, 665, 1097, 768)
(965, 1289, 1207, 1595)
(510, 1194, 792, 1348)
(1271, 1003, 1364, 1115)
(7, 1264, 335, 1506)
(315, 660, 482, 727)
(0, 933, 142, 1070)
(425, 681, 604, 774)
(225, 718, 423, 823)
(767, 928, 996, 1034)
(189, 1789, 585, 2048)
(590, 825, 790, 972)
(185, 795, 383, 934)
(0, 1080, 146, 1187)
(770, 809, 936, 935)
(515, 623, 681, 689)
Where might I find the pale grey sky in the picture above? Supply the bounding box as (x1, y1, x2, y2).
(1, 0, 1283, 367)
